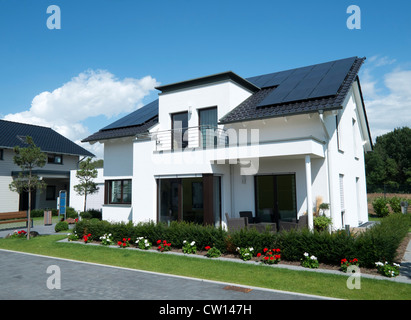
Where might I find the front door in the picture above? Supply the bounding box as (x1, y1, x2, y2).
(255, 174, 297, 227)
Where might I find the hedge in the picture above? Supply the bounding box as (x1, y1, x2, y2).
(72, 213, 410, 268)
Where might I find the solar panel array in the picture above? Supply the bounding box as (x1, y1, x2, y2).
(102, 99, 159, 131)
(246, 57, 357, 108)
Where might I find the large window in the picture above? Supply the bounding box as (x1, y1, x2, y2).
(255, 174, 297, 224)
(158, 176, 221, 226)
(105, 180, 132, 204)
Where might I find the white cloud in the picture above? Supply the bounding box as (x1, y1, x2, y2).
(3, 70, 160, 158)
(360, 59, 411, 140)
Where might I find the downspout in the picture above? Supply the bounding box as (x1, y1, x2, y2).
(318, 110, 335, 229)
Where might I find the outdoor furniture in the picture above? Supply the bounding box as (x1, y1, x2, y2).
(279, 215, 308, 231)
(239, 211, 254, 224)
(248, 222, 277, 233)
(225, 213, 248, 232)
(0, 211, 33, 228)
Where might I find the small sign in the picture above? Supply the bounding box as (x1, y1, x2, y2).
(59, 190, 67, 219)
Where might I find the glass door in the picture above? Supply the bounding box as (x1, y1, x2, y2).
(172, 112, 188, 150)
(255, 174, 297, 226)
(199, 107, 217, 148)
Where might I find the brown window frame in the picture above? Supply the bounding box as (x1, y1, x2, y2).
(105, 179, 132, 205)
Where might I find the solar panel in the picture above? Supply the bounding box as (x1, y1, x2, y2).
(281, 62, 331, 103)
(102, 99, 159, 131)
(256, 57, 356, 108)
(307, 57, 356, 99)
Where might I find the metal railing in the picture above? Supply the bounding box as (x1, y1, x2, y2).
(153, 125, 229, 152)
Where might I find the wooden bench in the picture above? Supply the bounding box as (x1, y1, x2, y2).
(0, 211, 33, 228)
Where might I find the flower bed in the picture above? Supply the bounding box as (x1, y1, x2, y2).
(70, 214, 410, 277)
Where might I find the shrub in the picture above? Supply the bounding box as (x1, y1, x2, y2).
(387, 196, 404, 214)
(313, 215, 332, 232)
(372, 197, 390, 217)
(55, 221, 69, 232)
(205, 246, 221, 258)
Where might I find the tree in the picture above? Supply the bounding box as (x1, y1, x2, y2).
(9, 136, 47, 240)
(73, 157, 99, 212)
(365, 127, 411, 192)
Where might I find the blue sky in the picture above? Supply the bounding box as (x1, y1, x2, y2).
(1, 0, 410, 158)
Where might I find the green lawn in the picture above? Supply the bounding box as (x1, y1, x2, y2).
(0, 234, 410, 300)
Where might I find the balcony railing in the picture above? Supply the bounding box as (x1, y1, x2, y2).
(153, 125, 229, 152)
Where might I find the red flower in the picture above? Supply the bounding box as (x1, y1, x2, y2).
(268, 251, 272, 255)
(157, 240, 161, 244)
(118, 241, 122, 246)
(275, 255, 281, 259)
(276, 248, 281, 253)
(167, 243, 171, 246)
(264, 256, 269, 260)
(205, 246, 211, 250)
(257, 253, 261, 257)
(158, 245, 162, 250)
(263, 248, 268, 253)
(270, 256, 274, 260)
(341, 258, 347, 264)
(163, 240, 167, 244)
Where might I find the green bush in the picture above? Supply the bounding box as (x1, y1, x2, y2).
(66, 207, 79, 219)
(72, 214, 410, 268)
(372, 197, 390, 217)
(55, 221, 69, 232)
(387, 196, 404, 214)
(313, 215, 332, 232)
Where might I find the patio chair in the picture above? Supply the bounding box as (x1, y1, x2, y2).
(279, 215, 308, 231)
(225, 213, 248, 232)
(239, 211, 254, 224)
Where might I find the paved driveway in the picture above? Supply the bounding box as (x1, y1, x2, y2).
(0, 249, 327, 302)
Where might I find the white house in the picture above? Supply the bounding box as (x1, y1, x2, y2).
(82, 56, 373, 230)
(0, 120, 94, 213)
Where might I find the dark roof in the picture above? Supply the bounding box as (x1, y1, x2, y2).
(83, 57, 366, 142)
(220, 57, 366, 124)
(0, 120, 94, 157)
(155, 71, 259, 94)
(82, 99, 159, 143)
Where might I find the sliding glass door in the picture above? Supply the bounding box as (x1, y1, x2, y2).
(255, 174, 297, 225)
(157, 176, 221, 226)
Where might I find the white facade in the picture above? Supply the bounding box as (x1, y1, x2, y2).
(91, 66, 372, 230)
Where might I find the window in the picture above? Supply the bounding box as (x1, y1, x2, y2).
(199, 107, 218, 148)
(105, 180, 132, 204)
(46, 186, 56, 200)
(0, 149, 3, 160)
(48, 154, 63, 164)
(352, 118, 359, 159)
(171, 112, 188, 150)
(336, 113, 343, 152)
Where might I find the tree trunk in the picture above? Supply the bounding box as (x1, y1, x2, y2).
(83, 191, 87, 213)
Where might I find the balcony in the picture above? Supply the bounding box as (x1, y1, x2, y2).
(153, 125, 229, 152)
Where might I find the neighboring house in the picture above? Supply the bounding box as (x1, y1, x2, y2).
(69, 168, 104, 212)
(82, 56, 373, 230)
(0, 120, 94, 213)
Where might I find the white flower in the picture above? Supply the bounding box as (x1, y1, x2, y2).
(393, 263, 400, 267)
(191, 241, 195, 246)
(249, 247, 254, 251)
(183, 240, 187, 244)
(304, 252, 309, 257)
(310, 255, 317, 260)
